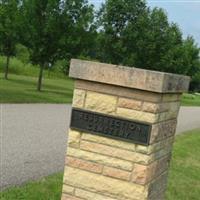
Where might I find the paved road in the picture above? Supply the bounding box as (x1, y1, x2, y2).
(0, 104, 200, 190)
(176, 107, 200, 134)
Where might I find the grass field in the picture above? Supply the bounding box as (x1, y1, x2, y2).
(1, 73, 200, 105)
(181, 93, 200, 106)
(0, 173, 63, 200)
(0, 56, 65, 79)
(1, 129, 200, 200)
(0, 73, 74, 103)
(165, 129, 200, 200)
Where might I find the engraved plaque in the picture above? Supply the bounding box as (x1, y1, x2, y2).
(70, 108, 152, 145)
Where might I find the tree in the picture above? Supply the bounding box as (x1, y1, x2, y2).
(97, 0, 200, 80)
(60, 0, 95, 74)
(181, 37, 200, 76)
(0, 0, 21, 79)
(22, 0, 65, 91)
(15, 43, 30, 64)
(22, 0, 94, 91)
(96, 0, 148, 65)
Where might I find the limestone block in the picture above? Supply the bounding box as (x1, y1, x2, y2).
(103, 166, 131, 181)
(148, 172, 169, 197)
(62, 184, 75, 195)
(136, 137, 173, 154)
(67, 147, 133, 171)
(75, 80, 163, 103)
(63, 59, 190, 200)
(72, 89, 86, 108)
(118, 97, 142, 110)
(81, 133, 136, 151)
(85, 91, 117, 114)
(131, 154, 171, 185)
(75, 189, 117, 200)
(63, 167, 148, 200)
(70, 59, 190, 93)
(150, 119, 177, 144)
(66, 156, 103, 174)
(80, 141, 152, 164)
(68, 129, 81, 148)
(61, 194, 83, 200)
(116, 108, 159, 123)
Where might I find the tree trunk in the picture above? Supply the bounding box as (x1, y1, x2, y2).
(4, 56, 10, 80)
(48, 67, 51, 78)
(37, 64, 44, 91)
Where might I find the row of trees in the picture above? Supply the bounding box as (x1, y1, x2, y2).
(0, 0, 200, 91)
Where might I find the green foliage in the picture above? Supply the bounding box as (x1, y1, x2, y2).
(22, 0, 63, 66)
(15, 43, 30, 64)
(0, 56, 65, 78)
(21, 0, 95, 90)
(97, 0, 200, 81)
(0, 0, 22, 78)
(60, 0, 96, 60)
(190, 71, 200, 92)
(0, 0, 21, 56)
(0, 0, 200, 92)
(53, 59, 70, 75)
(0, 56, 39, 76)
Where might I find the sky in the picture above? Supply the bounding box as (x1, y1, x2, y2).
(88, 0, 200, 47)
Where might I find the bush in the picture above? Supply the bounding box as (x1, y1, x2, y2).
(190, 72, 200, 92)
(0, 56, 66, 79)
(0, 56, 39, 76)
(15, 44, 30, 64)
(53, 59, 70, 75)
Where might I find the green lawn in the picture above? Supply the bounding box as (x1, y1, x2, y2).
(1, 73, 200, 106)
(0, 173, 63, 200)
(1, 129, 200, 200)
(181, 93, 200, 106)
(0, 73, 74, 103)
(165, 129, 200, 200)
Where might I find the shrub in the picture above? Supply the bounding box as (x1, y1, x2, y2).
(190, 72, 200, 92)
(0, 56, 39, 76)
(15, 44, 30, 64)
(0, 56, 66, 79)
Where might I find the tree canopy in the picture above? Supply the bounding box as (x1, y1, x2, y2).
(21, 0, 94, 90)
(96, 0, 200, 78)
(0, 0, 199, 91)
(0, 0, 21, 79)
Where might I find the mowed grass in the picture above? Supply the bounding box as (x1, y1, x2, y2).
(181, 93, 200, 106)
(0, 72, 200, 106)
(1, 129, 200, 200)
(0, 173, 63, 200)
(165, 129, 200, 200)
(0, 73, 74, 103)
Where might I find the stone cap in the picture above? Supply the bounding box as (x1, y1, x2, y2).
(69, 59, 190, 93)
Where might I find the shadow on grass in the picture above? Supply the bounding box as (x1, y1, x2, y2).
(0, 73, 73, 103)
(0, 87, 72, 103)
(7, 76, 74, 91)
(0, 88, 52, 103)
(25, 88, 73, 99)
(5, 77, 37, 86)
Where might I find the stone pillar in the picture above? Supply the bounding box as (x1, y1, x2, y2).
(61, 59, 190, 200)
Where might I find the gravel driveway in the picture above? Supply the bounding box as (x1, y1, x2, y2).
(0, 104, 200, 190)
